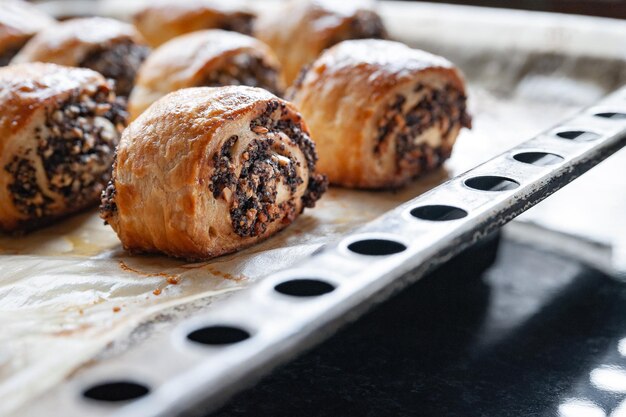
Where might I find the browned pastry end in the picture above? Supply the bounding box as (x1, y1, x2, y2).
(133, 0, 255, 48)
(255, 0, 387, 86)
(0, 0, 55, 66)
(129, 30, 284, 121)
(12, 17, 149, 97)
(101, 86, 327, 260)
(0, 63, 127, 233)
(288, 39, 472, 189)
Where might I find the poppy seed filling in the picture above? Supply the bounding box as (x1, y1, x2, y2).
(0, 41, 26, 67)
(324, 10, 387, 50)
(80, 40, 149, 97)
(216, 13, 255, 36)
(6, 86, 126, 220)
(211, 100, 327, 238)
(197, 54, 283, 96)
(375, 83, 471, 179)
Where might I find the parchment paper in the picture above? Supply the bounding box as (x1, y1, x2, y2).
(3, 2, 626, 415)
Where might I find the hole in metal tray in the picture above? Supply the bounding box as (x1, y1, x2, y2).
(594, 112, 626, 120)
(410, 205, 468, 221)
(555, 130, 600, 141)
(274, 279, 336, 297)
(347, 239, 407, 256)
(187, 326, 251, 346)
(82, 381, 150, 402)
(513, 152, 564, 166)
(464, 176, 519, 192)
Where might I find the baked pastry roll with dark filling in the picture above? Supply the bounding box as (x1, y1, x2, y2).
(288, 39, 471, 189)
(0, 0, 55, 66)
(255, 0, 387, 86)
(101, 86, 327, 260)
(129, 30, 284, 121)
(133, 0, 255, 48)
(12, 17, 149, 97)
(0, 63, 127, 233)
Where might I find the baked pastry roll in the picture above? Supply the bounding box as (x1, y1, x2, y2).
(255, 0, 387, 86)
(288, 39, 472, 189)
(0, 63, 127, 233)
(12, 17, 149, 97)
(129, 30, 284, 121)
(133, 0, 255, 48)
(101, 86, 327, 260)
(0, 0, 54, 66)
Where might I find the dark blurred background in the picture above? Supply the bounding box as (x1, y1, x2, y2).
(27, 0, 626, 20)
(397, 0, 626, 19)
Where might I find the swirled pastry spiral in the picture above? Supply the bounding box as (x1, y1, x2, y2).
(101, 86, 327, 260)
(255, 0, 387, 85)
(12, 17, 149, 97)
(288, 39, 472, 189)
(129, 30, 284, 121)
(0, 0, 54, 66)
(0, 63, 127, 233)
(133, 0, 255, 48)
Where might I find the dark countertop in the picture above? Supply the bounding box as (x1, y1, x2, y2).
(392, 0, 626, 20)
(209, 233, 626, 417)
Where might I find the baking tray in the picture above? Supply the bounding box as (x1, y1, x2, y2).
(112, 90, 626, 417)
(210, 234, 625, 417)
(3, 1, 626, 416)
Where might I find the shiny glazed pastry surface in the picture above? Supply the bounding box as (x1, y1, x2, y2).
(255, 0, 387, 86)
(101, 86, 327, 260)
(289, 39, 471, 189)
(0, 0, 55, 66)
(133, 0, 255, 47)
(0, 63, 127, 232)
(12, 17, 149, 97)
(129, 29, 284, 120)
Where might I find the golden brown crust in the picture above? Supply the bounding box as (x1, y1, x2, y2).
(129, 30, 284, 120)
(102, 86, 326, 260)
(0, 63, 126, 232)
(288, 39, 471, 189)
(255, 0, 387, 86)
(12, 17, 144, 66)
(12, 17, 149, 97)
(0, 0, 54, 62)
(133, 0, 255, 48)
(0, 63, 104, 143)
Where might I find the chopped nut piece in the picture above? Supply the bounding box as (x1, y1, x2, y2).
(252, 126, 269, 134)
